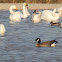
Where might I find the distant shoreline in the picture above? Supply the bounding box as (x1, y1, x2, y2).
(0, 3, 62, 10)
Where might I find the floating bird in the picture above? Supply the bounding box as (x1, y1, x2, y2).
(9, 5, 22, 22)
(35, 38, 58, 47)
(50, 21, 60, 26)
(50, 21, 62, 28)
(41, 8, 62, 23)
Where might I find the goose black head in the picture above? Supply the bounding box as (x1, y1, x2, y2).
(35, 38, 41, 43)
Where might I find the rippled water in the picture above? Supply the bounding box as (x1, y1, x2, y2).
(0, 10, 62, 62)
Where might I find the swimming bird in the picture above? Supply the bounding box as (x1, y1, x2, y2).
(9, 5, 22, 22)
(21, 3, 30, 18)
(50, 21, 60, 26)
(0, 24, 6, 36)
(41, 8, 62, 23)
(35, 38, 58, 47)
(50, 21, 62, 28)
(31, 10, 41, 23)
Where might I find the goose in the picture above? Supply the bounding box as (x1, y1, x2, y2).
(41, 8, 62, 23)
(35, 38, 58, 47)
(21, 3, 30, 18)
(31, 10, 41, 23)
(0, 24, 6, 36)
(9, 5, 22, 22)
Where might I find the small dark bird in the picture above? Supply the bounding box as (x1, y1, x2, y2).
(35, 38, 58, 47)
(50, 22, 60, 26)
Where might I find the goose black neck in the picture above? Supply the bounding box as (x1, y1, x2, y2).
(38, 40, 41, 43)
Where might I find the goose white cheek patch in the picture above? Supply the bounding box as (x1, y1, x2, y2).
(51, 43, 56, 47)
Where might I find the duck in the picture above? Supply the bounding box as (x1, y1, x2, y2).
(50, 21, 62, 28)
(0, 24, 6, 36)
(35, 38, 58, 47)
(50, 21, 60, 26)
(9, 5, 22, 22)
(31, 10, 41, 23)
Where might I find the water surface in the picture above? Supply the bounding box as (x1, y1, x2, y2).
(0, 10, 62, 62)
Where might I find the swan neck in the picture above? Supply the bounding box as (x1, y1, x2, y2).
(58, 7, 62, 12)
(59, 11, 62, 16)
(52, 9, 56, 16)
(9, 7, 15, 14)
(23, 4, 26, 14)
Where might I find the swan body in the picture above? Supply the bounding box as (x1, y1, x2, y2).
(21, 3, 30, 18)
(9, 5, 21, 22)
(31, 10, 41, 23)
(0, 24, 6, 36)
(41, 9, 61, 23)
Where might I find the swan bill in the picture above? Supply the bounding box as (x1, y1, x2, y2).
(25, 3, 28, 6)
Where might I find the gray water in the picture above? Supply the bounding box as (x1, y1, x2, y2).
(0, 10, 62, 62)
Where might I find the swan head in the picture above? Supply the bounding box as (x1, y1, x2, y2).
(33, 10, 41, 14)
(33, 10, 39, 13)
(33, 10, 37, 13)
(9, 5, 17, 11)
(9, 5, 18, 14)
(23, 3, 29, 9)
(23, 3, 28, 7)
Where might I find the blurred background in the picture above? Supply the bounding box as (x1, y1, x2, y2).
(0, 0, 62, 3)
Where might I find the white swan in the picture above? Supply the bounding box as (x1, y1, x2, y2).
(9, 5, 22, 22)
(31, 10, 41, 23)
(21, 3, 30, 18)
(41, 9, 62, 23)
(0, 24, 6, 36)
